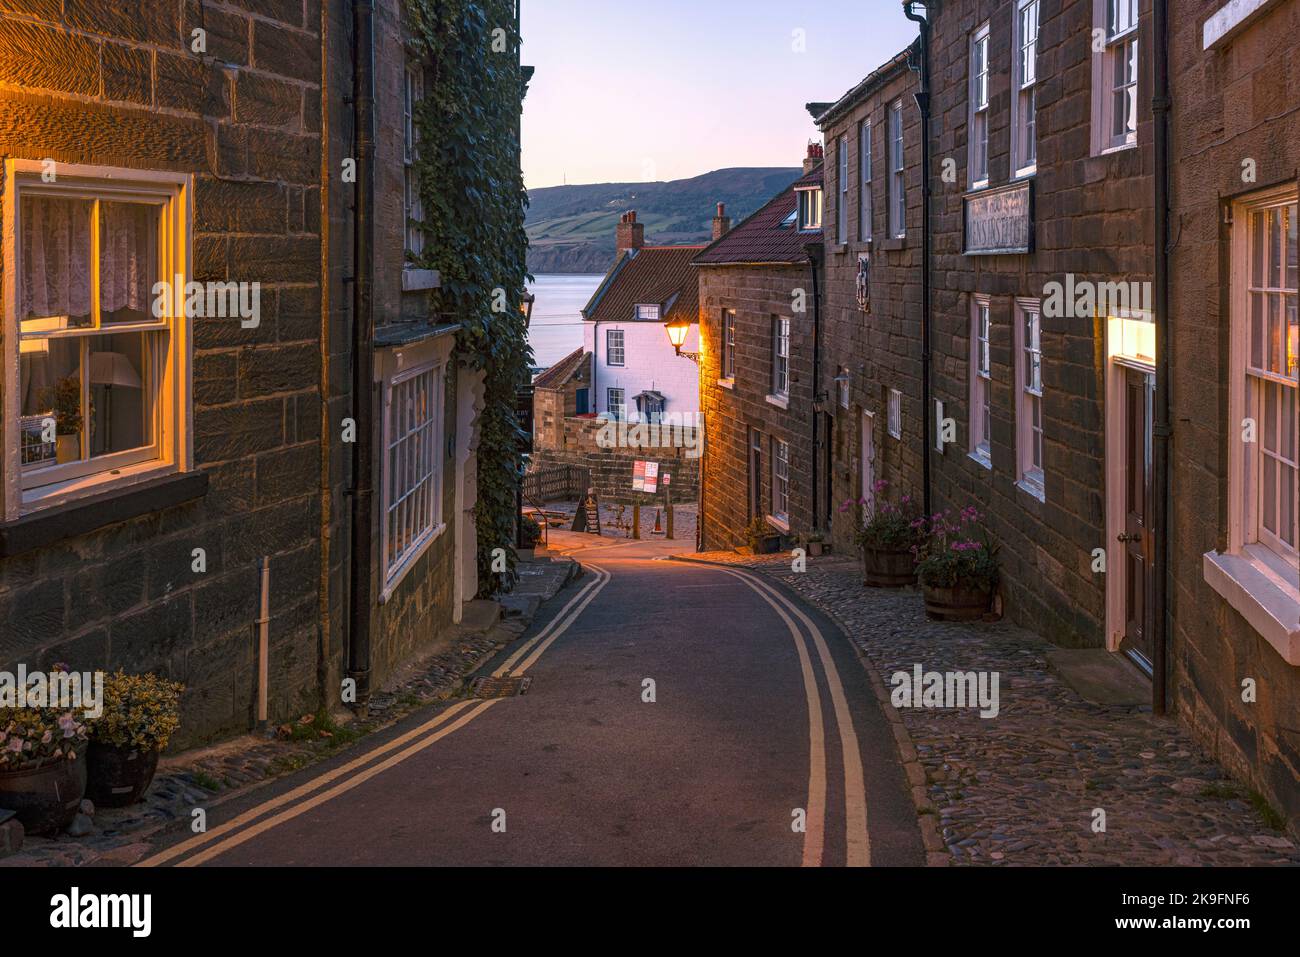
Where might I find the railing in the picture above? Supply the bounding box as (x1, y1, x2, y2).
(523, 465, 591, 503)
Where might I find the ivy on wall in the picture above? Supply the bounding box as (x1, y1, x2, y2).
(406, 0, 531, 593)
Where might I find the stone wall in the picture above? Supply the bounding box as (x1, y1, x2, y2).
(697, 263, 819, 551)
(0, 0, 327, 747)
(531, 417, 699, 505)
(1166, 0, 1300, 831)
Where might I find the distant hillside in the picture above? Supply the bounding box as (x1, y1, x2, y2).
(526, 167, 803, 274)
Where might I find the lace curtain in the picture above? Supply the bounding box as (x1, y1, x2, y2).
(20, 197, 153, 320)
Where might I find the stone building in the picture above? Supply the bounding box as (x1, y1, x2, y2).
(809, 47, 921, 557)
(1166, 0, 1299, 828)
(694, 150, 825, 550)
(0, 1, 527, 745)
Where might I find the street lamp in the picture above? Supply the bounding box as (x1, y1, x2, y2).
(663, 316, 700, 363)
(520, 291, 535, 328)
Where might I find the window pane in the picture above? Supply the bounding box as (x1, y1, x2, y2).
(1253, 211, 1265, 287)
(1264, 378, 1278, 454)
(99, 202, 160, 324)
(1251, 293, 1265, 369)
(89, 333, 152, 457)
(20, 195, 93, 329)
(1287, 205, 1297, 289)
(20, 337, 82, 468)
(1262, 454, 1277, 535)
(1269, 207, 1283, 289)
(1269, 293, 1284, 374)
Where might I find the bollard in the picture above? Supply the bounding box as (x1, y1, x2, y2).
(666, 503, 674, 540)
(633, 504, 641, 539)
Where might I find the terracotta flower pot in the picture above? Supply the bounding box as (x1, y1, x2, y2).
(87, 742, 161, 808)
(0, 757, 87, 836)
(922, 582, 993, 621)
(862, 546, 918, 587)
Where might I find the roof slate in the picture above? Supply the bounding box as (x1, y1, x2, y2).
(533, 346, 588, 389)
(691, 166, 824, 266)
(582, 245, 706, 325)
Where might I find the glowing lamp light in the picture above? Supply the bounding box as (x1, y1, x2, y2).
(664, 316, 691, 353)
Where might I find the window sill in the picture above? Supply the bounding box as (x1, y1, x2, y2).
(401, 268, 441, 292)
(765, 393, 790, 410)
(879, 237, 906, 251)
(0, 469, 208, 559)
(968, 449, 992, 471)
(1095, 141, 1138, 158)
(717, 378, 735, 391)
(1203, 548, 1300, 665)
(1016, 476, 1045, 503)
(1011, 166, 1037, 181)
(766, 514, 791, 534)
(380, 521, 447, 604)
(831, 243, 850, 255)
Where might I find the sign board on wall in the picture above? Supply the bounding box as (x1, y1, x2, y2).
(963, 180, 1034, 255)
(644, 461, 659, 494)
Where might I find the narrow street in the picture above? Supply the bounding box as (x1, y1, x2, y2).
(138, 537, 923, 867)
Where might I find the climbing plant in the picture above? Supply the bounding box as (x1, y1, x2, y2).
(406, 0, 532, 593)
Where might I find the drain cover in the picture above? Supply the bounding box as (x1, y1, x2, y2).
(470, 675, 531, 698)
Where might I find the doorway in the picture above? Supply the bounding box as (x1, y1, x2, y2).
(1108, 364, 1155, 674)
(748, 428, 763, 520)
(861, 411, 876, 520)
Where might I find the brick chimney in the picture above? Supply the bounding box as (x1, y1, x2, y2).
(711, 202, 731, 241)
(616, 210, 644, 254)
(803, 141, 824, 174)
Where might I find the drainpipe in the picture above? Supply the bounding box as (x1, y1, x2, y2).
(256, 556, 270, 731)
(903, 2, 933, 517)
(805, 241, 823, 530)
(1151, 0, 1171, 715)
(346, 0, 376, 712)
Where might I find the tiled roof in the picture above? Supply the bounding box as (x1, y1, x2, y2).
(533, 347, 588, 389)
(582, 245, 706, 325)
(691, 166, 823, 266)
(810, 43, 916, 129)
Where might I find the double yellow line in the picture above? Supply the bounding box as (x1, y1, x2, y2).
(138, 564, 613, 868)
(710, 565, 871, 867)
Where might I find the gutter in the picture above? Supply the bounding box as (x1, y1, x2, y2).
(903, 2, 933, 517)
(346, 0, 376, 712)
(1152, 0, 1171, 715)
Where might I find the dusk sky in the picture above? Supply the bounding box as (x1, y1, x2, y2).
(520, 1, 919, 190)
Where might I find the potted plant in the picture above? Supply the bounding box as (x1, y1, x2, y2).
(38, 375, 84, 464)
(744, 517, 783, 555)
(517, 514, 544, 559)
(849, 482, 925, 587)
(801, 532, 827, 557)
(913, 506, 999, 621)
(0, 706, 90, 835)
(86, 671, 183, 808)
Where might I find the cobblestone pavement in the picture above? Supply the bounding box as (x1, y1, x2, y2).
(1, 557, 580, 867)
(686, 549, 1300, 867)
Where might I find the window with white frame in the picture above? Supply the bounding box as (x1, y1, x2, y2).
(888, 101, 905, 238)
(1015, 299, 1045, 496)
(606, 387, 626, 420)
(404, 62, 425, 258)
(1095, 0, 1139, 153)
(837, 134, 849, 245)
(797, 187, 823, 231)
(1011, 0, 1040, 177)
(721, 308, 736, 379)
(606, 328, 625, 367)
(635, 303, 660, 321)
(970, 296, 993, 464)
(969, 24, 991, 188)
(7, 160, 191, 515)
(771, 437, 790, 526)
(859, 120, 873, 243)
(771, 316, 790, 398)
(887, 388, 902, 439)
(838, 366, 850, 409)
(1240, 194, 1298, 563)
(383, 361, 444, 588)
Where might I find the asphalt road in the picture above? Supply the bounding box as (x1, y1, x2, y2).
(141, 539, 924, 867)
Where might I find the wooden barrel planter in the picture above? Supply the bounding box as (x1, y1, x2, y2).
(862, 546, 917, 587)
(0, 757, 87, 836)
(922, 583, 993, 621)
(87, 743, 161, 808)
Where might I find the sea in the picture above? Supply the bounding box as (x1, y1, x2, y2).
(526, 274, 603, 371)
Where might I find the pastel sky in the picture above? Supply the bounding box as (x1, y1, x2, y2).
(520, 0, 919, 190)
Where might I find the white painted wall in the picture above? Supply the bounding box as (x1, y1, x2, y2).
(582, 320, 700, 418)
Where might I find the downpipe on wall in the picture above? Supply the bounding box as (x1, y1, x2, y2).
(1151, 0, 1171, 715)
(903, 1, 933, 518)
